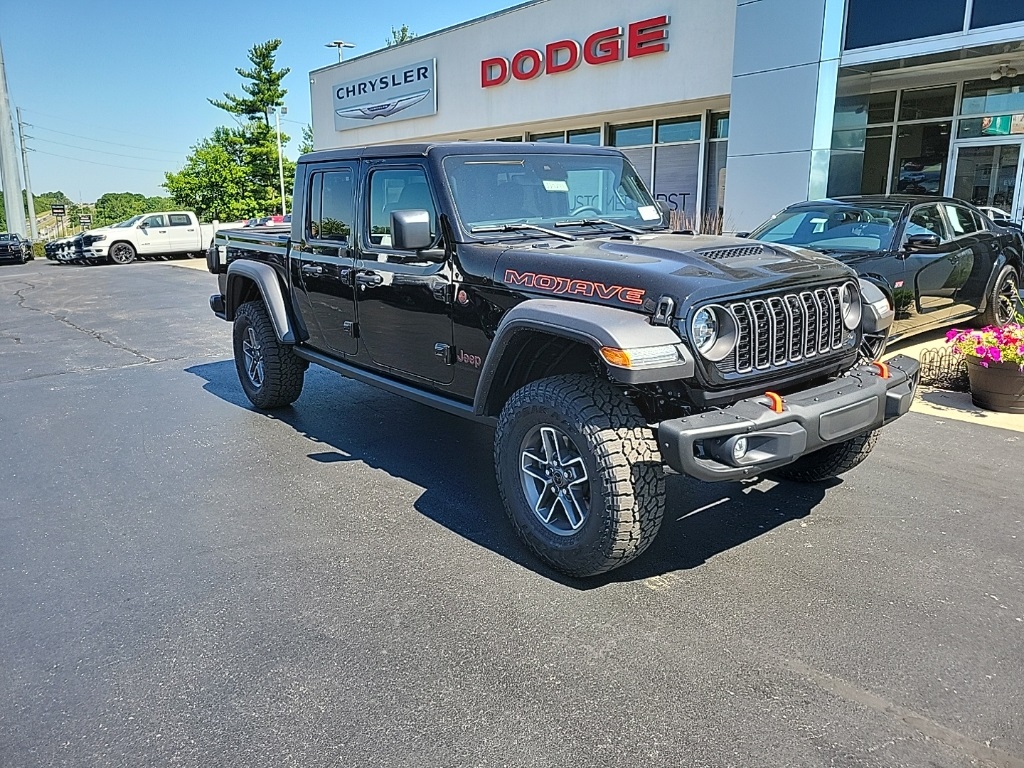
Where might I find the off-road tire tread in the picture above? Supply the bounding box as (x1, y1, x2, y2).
(772, 429, 880, 483)
(979, 265, 1019, 327)
(495, 374, 665, 577)
(234, 300, 305, 409)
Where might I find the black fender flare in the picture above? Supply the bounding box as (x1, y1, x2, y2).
(858, 276, 895, 335)
(473, 298, 693, 416)
(225, 261, 296, 344)
(978, 248, 1022, 316)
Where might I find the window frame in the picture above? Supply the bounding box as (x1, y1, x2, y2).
(361, 162, 439, 254)
(906, 202, 952, 242)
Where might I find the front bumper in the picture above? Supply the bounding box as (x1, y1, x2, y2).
(658, 355, 920, 482)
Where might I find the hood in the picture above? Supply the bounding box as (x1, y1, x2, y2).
(491, 233, 856, 314)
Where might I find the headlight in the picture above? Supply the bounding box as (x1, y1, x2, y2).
(839, 281, 862, 330)
(689, 305, 738, 362)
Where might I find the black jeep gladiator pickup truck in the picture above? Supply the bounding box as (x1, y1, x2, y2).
(208, 142, 919, 577)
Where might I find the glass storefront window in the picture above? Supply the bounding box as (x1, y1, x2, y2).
(609, 122, 654, 147)
(496, 136, 524, 142)
(958, 114, 1024, 139)
(891, 122, 951, 195)
(845, 0, 966, 50)
(529, 131, 565, 143)
(899, 86, 956, 121)
(862, 127, 894, 194)
(710, 112, 729, 139)
(653, 144, 699, 218)
(656, 117, 701, 144)
(704, 141, 728, 219)
(567, 128, 600, 146)
(619, 147, 653, 188)
(868, 92, 897, 124)
(961, 75, 1024, 116)
(971, 0, 1024, 29)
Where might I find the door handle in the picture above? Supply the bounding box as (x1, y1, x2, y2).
(357, 272, 383, 287)
(301, 264, 323, 276)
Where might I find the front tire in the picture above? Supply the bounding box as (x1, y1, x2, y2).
(232, 300, 305, 409)
(772, 429, 880, 483)
(979, 265, 1020, 327)
(109, 242, 136, 265)
(494, 375, 665, 578)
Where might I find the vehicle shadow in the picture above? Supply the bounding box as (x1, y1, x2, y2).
(187, 360, 832, 588)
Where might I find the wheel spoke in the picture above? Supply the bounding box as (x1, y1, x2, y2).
(560, 489, 587, 531)
(521, 463, 548, 484)
(540, 427, 562, 466)
(534, 483, 556, 522)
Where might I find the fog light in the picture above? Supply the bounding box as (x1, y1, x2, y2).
(732, 437, 748, 462)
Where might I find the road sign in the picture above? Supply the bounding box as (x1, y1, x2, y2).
(51, 204, 66, 217)
(79, 214, 92, 227)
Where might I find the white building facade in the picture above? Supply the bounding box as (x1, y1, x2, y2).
(309, 0, 1024, 233)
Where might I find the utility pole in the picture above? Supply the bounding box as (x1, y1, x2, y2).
(16, 107, 37, 240)
(0, 36, 27, 237)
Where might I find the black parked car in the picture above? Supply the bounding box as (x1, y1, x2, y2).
(0, 232, 32, 264)
(746, 196, 1023, 354)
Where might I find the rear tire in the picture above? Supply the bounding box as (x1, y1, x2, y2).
(979, 265, 1020, 327)
(233, 300, 305, 409)
(494, 374, 665, 578)
(109, 242, 136, 265)
(772, 430, 880, 483)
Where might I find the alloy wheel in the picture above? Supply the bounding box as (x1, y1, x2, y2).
(996, 272, 1020, 325)
(519, 424, 591, 536)
(242, 326, 265, 388)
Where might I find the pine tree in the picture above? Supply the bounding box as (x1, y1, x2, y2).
(209, 39, 290, 127)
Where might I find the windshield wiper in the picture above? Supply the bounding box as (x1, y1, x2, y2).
(470, 223, 577, 241)
(554, 218, 647, 235)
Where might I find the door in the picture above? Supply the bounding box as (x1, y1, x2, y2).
(898, 202, 968, 332)
(294, 165, 359, 355)
(166, 212, 200, 253)
(950, 141, 1024, 223)
(136, 214, 170, 254)
(355, 163, 454, 384)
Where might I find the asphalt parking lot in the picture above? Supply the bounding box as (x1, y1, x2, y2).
(2, 258, 1022, 768)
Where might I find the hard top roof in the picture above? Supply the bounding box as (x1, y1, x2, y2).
(298, 141, 624, 164)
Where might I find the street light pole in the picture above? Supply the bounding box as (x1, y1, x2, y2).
(274, 106, 287, 217)
(325, 40, 356, 63)
(16, 107, 38, 241)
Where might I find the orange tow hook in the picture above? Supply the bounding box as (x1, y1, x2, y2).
(872, 361, 891, 379)
(764, 391, 784, 413)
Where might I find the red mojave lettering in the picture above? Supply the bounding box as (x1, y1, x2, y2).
(504, 269, 646, 306)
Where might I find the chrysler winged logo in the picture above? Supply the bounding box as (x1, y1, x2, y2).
(335, 90, 430, 120)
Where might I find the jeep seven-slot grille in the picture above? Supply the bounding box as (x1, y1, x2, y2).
(719, 285, 848, 375)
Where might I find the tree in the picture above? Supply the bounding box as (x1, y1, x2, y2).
(386, 25, 416, 46)
(209, 39, 290, 127)
(299, 124, 314, 155)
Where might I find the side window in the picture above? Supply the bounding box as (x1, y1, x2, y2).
(907, 205, 949, 242)
(308, 169, 355, 242)
(942, 203, 979, 237)
(367, 167, 436, 248)
(141, 215, 166, 228)
(168, 214, 191, 226)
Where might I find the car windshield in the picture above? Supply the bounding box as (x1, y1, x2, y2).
(441, 153, 663, 236)
(750, 203, 904, 252)
(113, 216, 143, 228)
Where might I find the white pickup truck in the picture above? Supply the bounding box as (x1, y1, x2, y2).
(80, 211, 228, 264)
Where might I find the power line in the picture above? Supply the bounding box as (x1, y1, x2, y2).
(27, 123, 184, 157)
(28, 135, 182, 162)
(31, 149, 171, 172)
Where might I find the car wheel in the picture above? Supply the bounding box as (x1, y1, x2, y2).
(232, 300, 306, 409)
(494, 374, 665, 578)
(109, 242, 136, 265)
(772, 429, 880, 483)
(980, 265, 1020, 327)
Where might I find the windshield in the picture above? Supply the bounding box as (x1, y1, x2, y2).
(441, 153, 663, 236)
(750, 203, 904, 252)
(113, 216, 143, 228)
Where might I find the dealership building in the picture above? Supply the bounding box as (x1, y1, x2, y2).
(309, 0, 1024, 232)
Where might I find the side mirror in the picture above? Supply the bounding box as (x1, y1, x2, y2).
(390, 209, 433, 251)
(904, 233, 940, 251)
(735, 231, 751, 238)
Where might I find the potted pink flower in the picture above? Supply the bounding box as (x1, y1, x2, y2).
(946, 317, 1024, 413)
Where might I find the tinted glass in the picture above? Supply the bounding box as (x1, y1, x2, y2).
(863, 126, 894, 194)
(899, 86, 956, 121)
(961, 75, 1024, 116)
(710, 112, 729, 139)
(530, 132, 565, 143)
(609, 122, 653, 147)
(750, 204, 902, 252)
(704, 141, 728, 217)
(367, 168, 436, 245)
(943, 204, 979, 236)
(168, 214, 191, 226)
(892, 122, 951, 195)
(868, 92, 897, 124)
(845, 0, 966, 49)
(907, 204, 949, 241)
(971, 0, 1024, 28)
(619, 146, 653, 188)
(141, 215, 165, 227)
(312, 170, 354, 241)
(656, 117, 701, 143)
(653, 144, 699, 218)
(567, 128, 601, 146)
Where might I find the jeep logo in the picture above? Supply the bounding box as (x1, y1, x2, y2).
(457, 349, 482, 368)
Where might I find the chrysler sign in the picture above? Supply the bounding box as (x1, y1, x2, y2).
(333, 59, 437, 131)
(481, 16, 670, 88)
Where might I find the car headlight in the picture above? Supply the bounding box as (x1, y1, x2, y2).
(690, 305, 738, 362)
(839, 281, 862, 330)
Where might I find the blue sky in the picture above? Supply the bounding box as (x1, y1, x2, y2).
(2, 0, 521, 202)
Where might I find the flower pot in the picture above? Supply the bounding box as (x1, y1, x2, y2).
(965, 356, 1024, 414)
